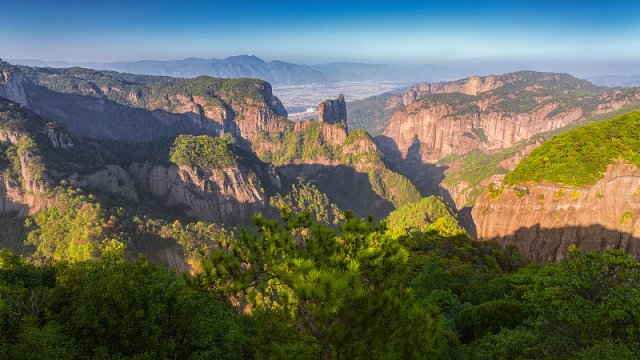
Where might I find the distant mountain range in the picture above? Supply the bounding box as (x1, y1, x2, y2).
(9, 55, 443, 86)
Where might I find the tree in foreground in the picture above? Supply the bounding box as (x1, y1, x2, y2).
(198, 209, 448, 359)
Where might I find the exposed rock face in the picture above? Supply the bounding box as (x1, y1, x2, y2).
(128, 163, 265, 224)
(319, 94, 348, 132)
(402, 75, 505, 103)
(0, 176, 35, 216)
(0, 141, 51, 216)
(473, 162, 640, 262)
(1, 152, 267, 225)
(143, 83, 289, 143)
(377, 71, 640, 163)
(45, 124, 74, 149)
(382, 100, 587, 162)
(68, 165, 139, 202)
(233, 91, 289, 143)
(15, 66, 289, 144)
(0, 66, 29, 107)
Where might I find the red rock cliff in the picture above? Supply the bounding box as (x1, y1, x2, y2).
(472, 162, 640, 262)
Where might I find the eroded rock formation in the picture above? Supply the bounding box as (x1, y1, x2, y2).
(377, 72, 640, 163)
(0, 65, 29, 107)
(128, 163, 265, 224)
(473, 162, 640, 262)
(15, 66, 289, 144)
(319, 94, 348, 131)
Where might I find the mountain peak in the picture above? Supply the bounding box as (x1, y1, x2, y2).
(223, 55, 266, 64)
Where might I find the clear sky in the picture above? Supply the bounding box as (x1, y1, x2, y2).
(1, 0, 639, 74)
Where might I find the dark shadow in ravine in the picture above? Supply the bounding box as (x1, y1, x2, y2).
(375, 134, 448, 198)
(24, 84, 222, 142)
(277, 163, 395, 219)
(486, 223, 640, 263)
(374, 134, 479, 235)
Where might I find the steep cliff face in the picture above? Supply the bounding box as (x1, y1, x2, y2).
(473, 162, 640, 262)
(1, 146, 268, 226)
(0, 95, 270, 226)
(319, 94, 348, 131)
(16, 66, 288, 143)
(128, 163, 265, 224)
(0, 102, 61, 215)
(253, 118, 420, 218)
(0, 173, 51, 216)
(0, 62, 29, 107)
(401, 75, 505, 102)
(377, 71, 640, 163)
(382, 100, 587, 162)
(68, 165, 139, 202)
(141, 80, 289, 143)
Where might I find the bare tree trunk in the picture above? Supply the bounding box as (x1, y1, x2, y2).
(321, 342, 332, 360)
(299, 301, 332, 360)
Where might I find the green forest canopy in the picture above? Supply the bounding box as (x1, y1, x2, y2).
(4, 207, 640, 359)
(506, 111, 640, 186)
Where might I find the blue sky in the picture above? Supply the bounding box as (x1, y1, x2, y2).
(1, 0, 639, 73)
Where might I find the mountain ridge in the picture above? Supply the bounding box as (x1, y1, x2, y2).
(9, 56, 443, 85)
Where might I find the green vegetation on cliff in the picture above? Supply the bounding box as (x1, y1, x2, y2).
(506, 111, 640, 186)
(170, 134, 237, 169)
(440, 148, 516, 206)
(270, 180, 343, 225)
(366, 166, 421, 208)
(149, 76, 270, 106)
(20, 66, 271, 108)
(439, 103, 640, 207)
(386, 196, 465, 236)
(257, 122, 420, 209)
(0, 98, 46, 133)
(264, 122, 336, 165)
(441, 149, 514, 189)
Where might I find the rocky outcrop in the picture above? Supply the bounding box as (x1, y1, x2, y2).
(0, 65, 29, 107)
(1, 153, 267, 225)
(401, 75, 505, 105)
(17, 66, 289, 145)
(128, 163, 265, 224)
(472, 162, 640, 262)
(382, 100, 582, 162)
(68, 165, 139, 201)
(0, 143, 51, 216)
(319, 94, 348, 132)
(0, 176, 33, 215)
(144, 83, 289, 143)
(233, 93, 290, 143)
(45, 123, 74, 149)
(377, 71, 640, 163)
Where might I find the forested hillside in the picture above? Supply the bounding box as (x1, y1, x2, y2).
(3, 212, 640, 359)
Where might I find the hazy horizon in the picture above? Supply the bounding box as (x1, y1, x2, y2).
(2, 0, 640, 76)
